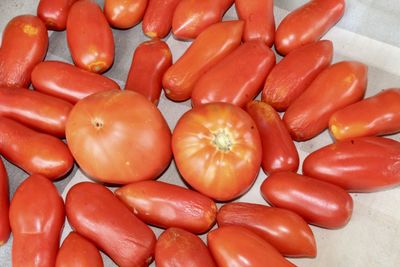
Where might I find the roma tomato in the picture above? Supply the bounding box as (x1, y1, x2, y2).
(172, 102, 262, 201)
(246, 101, 299, 174)
(37, 0, 78, 30)
(65, 182, 156, 267)
(191, 41, 275, 108)
(261, 172, 353, 228)
(66, 90, 171, 184)
(125, 39, 172, 105)
(104, 0, 148, 29)
(0, 158, 10, 246)
(303, 137, 400, 192)
(0, 117, 73, 180)
(156, 227, 216, 267)
(262, 40, 333, 111)
(275, 0, 345, 55)
(0, 15, 48, 88)
(283, 61, 367, 141)
(67, 0, 114, 73)
(163, 20, 243, 101)
(10, 174, 65, 267)
(115, 180, 217, 233)
(329, 88, 400, 140)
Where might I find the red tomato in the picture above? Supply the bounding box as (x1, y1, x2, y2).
(65, 182, 156, 267)
(163, 20, 243, 101)
(104, 0, 148, 29)
(55, 232, 103, 267)
(66, 90, 172, 184)
(329, 88, 400, 140)
(283, 61, 367, 141)
(262, 40, 333, 111)
(115, 180, 217, 233)
(125, 39, 172, 105)
(217, 202, 316, 257)
(0, 158, 10, 246)
(172, 102, 262, 201)
(37, 0, 77, 30)
(246, 101, 299, 174)
(275, 0, 345, 55)
(0, 15, 48, 88)
(0, 117, 74, 180)
(191, 41, 276, 108)
(261, 172, 353, 228)
(156, 227, 217, 267)
(208, 225, 295, 267)
(67, 0, 114, 73)
(9, 174, 65, 267)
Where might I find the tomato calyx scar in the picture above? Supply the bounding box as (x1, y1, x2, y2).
(92, 118, 104, 130)
(212, 129, 233, 152)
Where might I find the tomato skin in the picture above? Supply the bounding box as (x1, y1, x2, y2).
(0, 15, 48, 88)
(115, 180, 217, 234)
(66, 182, 156, 267)
(246, 101, 299, 174)
(163, 20, 243, 101)
(9, 174, 65, 267)
(0, 159, 10, 246)
(104, 0, 148, 29)
(275, 0, 345, 55)
(191, 41, 276, 108)
(37, 0, 77, 30)
(262, 40, 333, 111)
(67, 0, 114, 73)
(283, 61, 367, 141)
(125, 39, 172, 105)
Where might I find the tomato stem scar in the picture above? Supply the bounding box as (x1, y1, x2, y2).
(212, 130, 232, 152)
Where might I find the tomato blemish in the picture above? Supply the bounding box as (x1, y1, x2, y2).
(22, 24, 38, 36)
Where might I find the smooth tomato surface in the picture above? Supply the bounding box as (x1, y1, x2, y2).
(0, 159, 10, 245)
(37, 0, 77, 30)
(104, 0, 148, 29)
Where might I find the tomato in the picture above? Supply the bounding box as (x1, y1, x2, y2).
(172, 0, 234, 40)
(55, 232, 103, 267)
(37, 0, 77, 30)
(155, 227, 216, 267)
(125, 39, 172, 105)
(217, 202, 316, 257)
(115, 180, 217, 233)
(275, 0, 345, 55)
(262, 40, 333, 111)
(66, 90, 171, 184)
(0, 158, 10, 246)
(0, 15, 48, 88)
(246, 101, 299, 174)
(67, 0, 114, 73)
(104, 0, 148, 29)
(283, 61, 367, 141)
(191, 41, 275, 108)
(163, 20, 243, 101)
(66, 182, 156, 267)
(9, 174, 65, 267)
(172, 102, 261, 201)
(329, 88, 400, 141)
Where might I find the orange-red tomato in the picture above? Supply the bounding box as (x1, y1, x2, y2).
(275, 0, 345, 55)
(125, 39, 172, 105)
(246, 101, 299, 174)
(261, 172, 353, 228)
(104, 0, 148, 29)
(163, 20, 243, 101)
(283, 61, 367, 141)
(66, 90, 172, 184)
(37, 0, 78, 30)
(0, 158, 10, 246)
(65, 182, 156, 267)
(262, 40, 333, 111)
(155, 227, 217, 267)
(115, 180, 217, 233)
(191, 41, 275, 108)
(172, 102, 262, 201)
(0, 15, 48, 88)
(9, 174, 65, 267)
(67, 0, 114, 73)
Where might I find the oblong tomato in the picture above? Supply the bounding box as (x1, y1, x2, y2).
(0, 158, 10, 246)
(172, 102, 262, 201)
(283, 61, 367, 141)
(163, 20, 243, 101)
(0, 15, 48, 88)
(275, 0, 345, 55)
(37, 0, 78, 30)
(115, 180, 217, 233)
(10, 174, 65, 267)
(262, 40, 333, 111)
(65, 182, 156, 267)
(104, 0, 148, 29)
(261, 172, 353, 228)
(191, 41, 275, 108)
(67, 0, 114, 73)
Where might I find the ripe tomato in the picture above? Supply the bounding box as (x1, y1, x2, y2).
(104, 0, 148, 29)
(37, 0, 77, 30)
(172, 102, 262, 201)
(0, 158, 10, 245)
